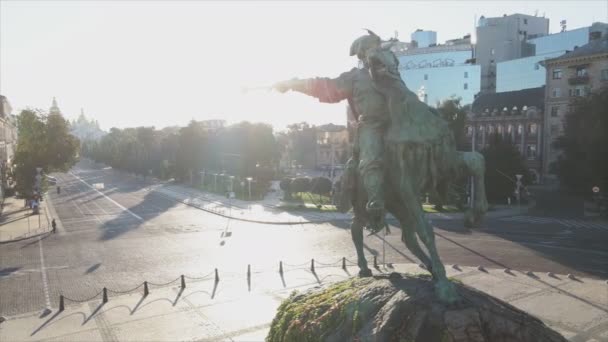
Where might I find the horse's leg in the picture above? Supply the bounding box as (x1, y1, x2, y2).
(386, 202, 432, 270)
(351, 211, 372, 277)
(461, 152, 489, 227)
(398, 179, 459, 303)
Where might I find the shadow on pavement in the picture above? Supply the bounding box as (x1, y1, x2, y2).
(98, 190, 178, 240)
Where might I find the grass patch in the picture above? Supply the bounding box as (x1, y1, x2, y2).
(422, 204, 461, 213)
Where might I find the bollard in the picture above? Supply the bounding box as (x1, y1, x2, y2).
(342, 257, 346, 270)
(504, 268, 512, 274)
(477, 265, 486, 272)
(279, 261, 283, 275)
(567, 274, 576, 280)
(526, 271, 535, 277)
(181, 275, 186, 289)
(215, 268, 219, 283)
(143, 281, 149, 296)
(373, 255, 378, 268)
(59, 295, 65, 312)
(310, 259, 315, 273)
(102, 288, 108, 303)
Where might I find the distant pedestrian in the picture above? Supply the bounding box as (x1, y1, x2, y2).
(52, 219, 57, 233)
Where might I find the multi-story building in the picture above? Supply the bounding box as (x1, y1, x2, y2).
(476, 13, 550, 94)
(465, 87, 545, 182)
(541, 24, 608, 182)
(0, 95, 18, 197)
(394, 32, 480, 106)
(315, 123, 348, 169)
(496, 23, 608, 92)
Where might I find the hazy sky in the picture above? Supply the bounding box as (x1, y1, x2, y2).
(1, 1, 606, 131)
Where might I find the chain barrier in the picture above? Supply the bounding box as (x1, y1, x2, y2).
(313, 258, 343, 267)
(147, 276, 181, 287)
(283, 261, 313, 268)
(62, 288, 104, 303)
(106, 282, 145, 295)
(184, 270, 215, 281)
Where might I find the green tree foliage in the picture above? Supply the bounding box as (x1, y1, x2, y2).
(82, 121, 279, 188)
(552, 88, 608, 195)
(290, 177, 311, 194)
(310, 177, 332, 196)
(286, 122, 317, 168)
(13, 109, 80, 196)
(481, 134, 530, 202)
(436, 97, 467, 149)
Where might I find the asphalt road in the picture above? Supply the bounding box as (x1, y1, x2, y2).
(1, 163, 607, 316)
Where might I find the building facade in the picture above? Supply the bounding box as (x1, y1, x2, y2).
(476, 13, 550, 94)
(0, 95, 18, 197)
(496, 24, 606, 92)
(395, 36, 480, 106)
(465, 87, 545, 182)
(541, 24, 608, 181)
(315, 123, 348, 169)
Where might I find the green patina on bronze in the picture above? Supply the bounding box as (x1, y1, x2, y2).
(274, 30, 488, 304)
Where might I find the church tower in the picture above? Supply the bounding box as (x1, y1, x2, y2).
(49, 97, 61, 115)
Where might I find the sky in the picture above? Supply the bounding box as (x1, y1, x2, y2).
(1, 1, 607, 132)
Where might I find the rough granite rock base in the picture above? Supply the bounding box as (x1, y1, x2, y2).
(266, 273, 567, 342)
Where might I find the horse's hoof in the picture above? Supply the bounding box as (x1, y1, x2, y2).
(359, 269, 373, 277)
(434, 279, 460, 305)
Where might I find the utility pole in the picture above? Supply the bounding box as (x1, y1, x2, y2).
(470, 127, 476, 208)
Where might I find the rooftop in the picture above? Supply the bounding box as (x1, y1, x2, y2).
(472, 86, 545, 113)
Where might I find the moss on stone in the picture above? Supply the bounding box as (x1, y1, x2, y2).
(266, 278, 374, 342)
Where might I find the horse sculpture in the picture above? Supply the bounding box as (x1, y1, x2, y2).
(274, 37, 488, 303)
(337, 46, 488, 303)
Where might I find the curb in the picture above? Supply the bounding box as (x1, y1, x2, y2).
(152, 189, 349, 226)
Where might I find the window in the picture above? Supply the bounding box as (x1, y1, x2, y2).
(424, 74, 428, 80)
(507, 124, 513, 134)
(552, 69, 562, 79)
(551, 124, 559, 134)
(602, 69, 608, 80)
(490, 48, 495, 55)
(526, 145, 537, 160)
(464, 83, 468, 90)
(550, 106, 559, 117)
(576, 67, 587, 77)
(497, 125, 503, 134)
(488, 125, 495, 134)
(464, 71, 468, 78)
(528, 123, 537, 135)
(551, 87, 561, 98)
(572, 86, 588, 97)
(524, 18, 528, 25)
(466, 126, 473, 137)
(517, 124, 523, 135)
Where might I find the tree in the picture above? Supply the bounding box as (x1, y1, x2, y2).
(481, 134, 530, 202)
(310, 177, 332, 196)
(13, 109, 80, 196)
(290, 177, 311, 195)
(436, 97, 467, 149)
(552, 88, 608, 195)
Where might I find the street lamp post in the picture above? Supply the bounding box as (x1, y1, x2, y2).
(515, 174, 523, 207)
(246, 177, 253, 200)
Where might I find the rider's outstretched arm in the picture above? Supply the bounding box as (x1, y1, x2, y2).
(274, 69, 356, 104)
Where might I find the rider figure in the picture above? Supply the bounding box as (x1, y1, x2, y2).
(274, 31, 388, 232)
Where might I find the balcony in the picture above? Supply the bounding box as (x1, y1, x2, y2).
(568, 75, 590, 85)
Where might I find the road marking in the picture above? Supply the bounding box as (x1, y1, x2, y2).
(38, 237, 52, 309)
(70, 172, 143, 221)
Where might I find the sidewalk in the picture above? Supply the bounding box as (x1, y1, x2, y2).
(0, 196, 51, 243)
(0, 263, 606, 341)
